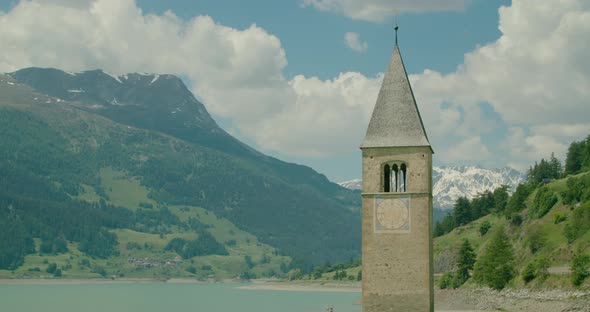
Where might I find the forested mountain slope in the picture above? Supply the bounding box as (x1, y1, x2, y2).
(433, 140, 590, 289)
(0, 70, 361, 275)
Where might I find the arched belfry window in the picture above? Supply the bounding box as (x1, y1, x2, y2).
(400, 163, 407, 192)
(383, 164, 390, 192)
(392, 164, 399, 192)
(382, 161, 408, 193)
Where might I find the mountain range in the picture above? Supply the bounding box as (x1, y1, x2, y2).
(0, 68, 361, 271)
(339, 166, 525, 209)
(0, 66, 526, 276)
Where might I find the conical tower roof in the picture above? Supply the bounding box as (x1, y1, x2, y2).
(361, 35, 431, 150)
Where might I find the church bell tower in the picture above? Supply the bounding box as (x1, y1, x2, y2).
(360, 28, 434, 312)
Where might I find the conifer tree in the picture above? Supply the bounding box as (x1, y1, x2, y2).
(454, 197, 471, 226)
(505, 183, 531, 218)
(565, 141, 585, 175)
(473, 227, 514, 290)
(492, 185, 509, 214)
(549, 153, 563, 178)
(584, 134, 590, 170)
(454, 239, 476, 288)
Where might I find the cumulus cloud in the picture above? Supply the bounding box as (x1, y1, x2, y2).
(0, 0, 294, 124)
(503, 127, 569, 170)
(344, 32, 368, 53)
(440, 136, 490, 162)
(0, 0, 379, 157)
(409, 0, 590, 167)
(30, 0, 94, 8)
(1, 0, 589, 168)
(254, 72, 380, 156)
(302, 0, 467, 22)
(531, 124, 590, 140)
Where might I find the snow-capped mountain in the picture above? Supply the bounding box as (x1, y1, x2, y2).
(338, 179, 362, 190)
(338, 166, 525, 209)
(432, 166, 525, 209)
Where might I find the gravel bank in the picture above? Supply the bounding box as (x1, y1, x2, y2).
(436, 287, 590, 312)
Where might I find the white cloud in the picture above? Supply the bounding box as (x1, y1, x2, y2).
(344, 32, 368, 53)
(0, 0, 379, 158)
(408, 0, 590, 167)
(253, 72, 381, 156)
(1, 0, 589, 168)
(503, 123, 590, 170)
(440, 136, 490, 162)
(302, 0, 467, 22)
(415, 0, 590, 126)
(0, 0, 293, 139)
(503, 127, 569, 170)
(531, 124, 590, 140)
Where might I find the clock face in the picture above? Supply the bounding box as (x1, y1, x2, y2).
(374, 197, 410, 233)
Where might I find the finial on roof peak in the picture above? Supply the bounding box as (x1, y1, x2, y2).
(360, 20, 432, 150)
(394, 13, 399, 46)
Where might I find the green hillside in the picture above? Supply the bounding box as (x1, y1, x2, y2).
(0, 69, 360, 277)
(0, 82, 290, 278)
(301, 137, 590, 289)
(0, 205, 290, 280)
(433, 168, 590, 289)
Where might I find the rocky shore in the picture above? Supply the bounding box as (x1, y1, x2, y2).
(436, 287, 590, 312)
(1, 278, 588, 311)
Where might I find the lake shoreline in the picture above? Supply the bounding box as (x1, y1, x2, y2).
(0, 277, 362, 292)
(239, 280, 361, 293)
(1, 278, 588, 311)
(0, 277, 228, 285)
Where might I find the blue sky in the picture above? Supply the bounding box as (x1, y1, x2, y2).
(135, 0, 506, 78)
(132, 0, 507, 181)
(1, 0, 589, 182)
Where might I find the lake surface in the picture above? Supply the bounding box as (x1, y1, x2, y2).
(0, 282, 361, 312)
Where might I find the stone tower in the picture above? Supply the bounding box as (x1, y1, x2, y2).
(360, 30, 434, 312)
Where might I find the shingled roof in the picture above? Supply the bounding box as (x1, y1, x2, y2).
(361, 39, 431, 151)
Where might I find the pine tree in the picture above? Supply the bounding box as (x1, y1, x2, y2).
(492, 185, 509, 214)
(454, 239, 476, 288)
(527, 162, 538, 183)
(583, 135, 590, 170)
(434, 213, 455, 237)
(549, 153, 563, 178)
(454, 197, 471, 226)
(473, 227, 514, 290)
(565, 141, 585, 175)
(505, 183, 531, 218)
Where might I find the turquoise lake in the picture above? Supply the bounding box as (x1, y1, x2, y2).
(0, 283, 361, 312)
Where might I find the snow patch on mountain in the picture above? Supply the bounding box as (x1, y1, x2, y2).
(338, 166, 525, 209)
(338, 179, 362, 190)
(149, 75, 160, 85)
(432, 166, 524, 209)
(101, 70, 122, 83)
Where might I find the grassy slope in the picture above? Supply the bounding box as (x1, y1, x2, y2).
(0, 76, 291, 278)
(0, 148, 290, 279)
(0, 74, 361, 268)
(433, 171, 590, 289)
(309, 172, 590, 288)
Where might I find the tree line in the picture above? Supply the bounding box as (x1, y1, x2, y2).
(0, 190, 228, 270)
(435, 137, 590, 238)
(434, 186, 509, 237)
(436, 134, 590, 289)
(0, 191, 133, 269)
